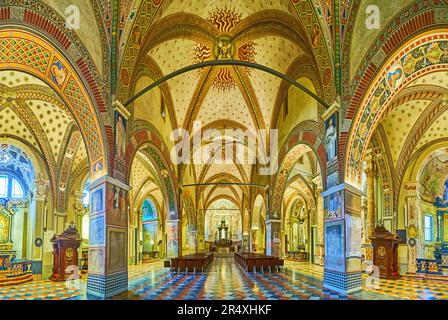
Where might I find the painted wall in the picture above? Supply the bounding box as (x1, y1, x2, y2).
(45, 0, 104, 75)
(349, 0, 414, 80)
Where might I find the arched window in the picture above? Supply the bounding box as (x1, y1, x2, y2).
(0, 174, 25, 199)
(0, 144, 34, 200)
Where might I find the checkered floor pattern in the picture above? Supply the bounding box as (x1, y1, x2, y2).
(114, 257, 356, 300)
(0, 258, 448, 300)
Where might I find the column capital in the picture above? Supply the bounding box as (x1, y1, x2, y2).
(404, 182, 419, 197)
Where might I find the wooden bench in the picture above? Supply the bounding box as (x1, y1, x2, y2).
(170, 253, 214, 274)
(234, 252, 283, 273)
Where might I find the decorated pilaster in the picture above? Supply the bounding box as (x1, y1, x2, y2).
(322, 102, 363, 294)
(30, 177, 48, 277)
(313, 175, 324, 265)
(360, 195, 370, 264)
(364, 149, 376, 264)
(404, 182, 420, 274)
(87, 176, 130, 298)
(197, 211, 205, 252)
(87, 101, 130, 298)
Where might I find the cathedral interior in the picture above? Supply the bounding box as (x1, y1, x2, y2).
(0, 0, 447, 301)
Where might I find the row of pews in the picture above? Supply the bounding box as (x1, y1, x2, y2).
(170, 253, 214, 274)
(234, 252, 284, 273)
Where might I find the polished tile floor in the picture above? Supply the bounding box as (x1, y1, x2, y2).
(0, 257, 447, 300)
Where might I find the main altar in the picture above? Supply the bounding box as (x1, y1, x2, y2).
(214, 220, 232, 254)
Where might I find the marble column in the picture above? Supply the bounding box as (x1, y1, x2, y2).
(266, 217, 281, 257)
(87, 176, 129, 298)
(404, 182, 420, 274)
(166, 219, 179, 258)
(313, 175, 324, 265)
(137, 212, 143, 261)
(322, 183, 363, 294)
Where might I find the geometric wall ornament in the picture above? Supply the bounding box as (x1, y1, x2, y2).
(0, 29, 107, 180)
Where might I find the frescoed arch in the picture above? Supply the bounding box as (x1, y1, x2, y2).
(344, 31, 448, 186)
(270, 121, 326, 217)
(126, 120, 179, 219)
(0, 29, 108, 179)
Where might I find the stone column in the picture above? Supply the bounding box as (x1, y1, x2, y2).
(137, 212, 143, 261)
(313, 175, 324, 265)
(33, 194, 46, 277)
(28, 178, 48, 278)
(87, 176, 129, 298)
(266, 216, 281, 257)
(404, 182, 420, 274)
(190, 229, 197, 253)
(322, 183, 363, 294)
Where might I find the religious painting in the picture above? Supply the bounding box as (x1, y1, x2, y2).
(325, 113, 337, 162)
(91, 185, 104, 214)
(89, 216, 104, 246)
(114, 111, 127, 160)
(93, 160, 103, 179)
(324, 221, 345, 272)
(386, 64, 404, 90)
(88, 248, 104, 274)
(50, 58, 67, 87)
(327, 171, 338, 189)
(106, 184, 127, 227)
(346, 215, 361, 258)
(325, 190, 344, 220)
(107, 229, 127, 273)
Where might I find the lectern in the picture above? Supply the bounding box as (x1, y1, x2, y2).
(370, 224, 400, 279)
(49, 224, 81, 281)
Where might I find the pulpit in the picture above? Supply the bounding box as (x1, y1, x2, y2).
(370, 225, 400, 279)
(49, 224, 81, 281)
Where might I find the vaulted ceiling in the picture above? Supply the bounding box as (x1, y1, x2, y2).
(125, 0, 325, 211)
(0, 70, 88, 192)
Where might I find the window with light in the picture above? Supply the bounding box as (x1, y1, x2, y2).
(424, 215, 433, 243)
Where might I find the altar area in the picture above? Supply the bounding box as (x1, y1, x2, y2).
(415, 180, 448, 277)
(0, 199, 32, 285)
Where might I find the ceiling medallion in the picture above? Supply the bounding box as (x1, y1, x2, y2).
(192, 8, 257, 92)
